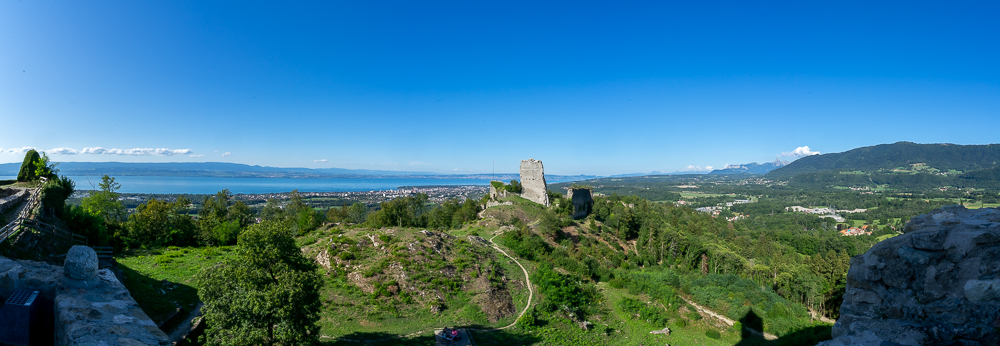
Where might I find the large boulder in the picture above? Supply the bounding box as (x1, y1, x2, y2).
(63, 245, 98, 281)
(819, 206, 1000, 346)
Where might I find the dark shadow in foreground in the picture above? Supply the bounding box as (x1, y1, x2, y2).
(735, 310, 833, 346)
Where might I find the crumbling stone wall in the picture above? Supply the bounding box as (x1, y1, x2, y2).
(519, 159, 549, 206)
(0, 189, 26, 214)
(819, 206, 1000, 346)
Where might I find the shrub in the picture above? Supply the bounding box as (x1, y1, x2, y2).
(706, 329, 721, 339)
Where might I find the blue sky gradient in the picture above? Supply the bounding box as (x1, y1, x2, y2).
(2, 1, 998, 175)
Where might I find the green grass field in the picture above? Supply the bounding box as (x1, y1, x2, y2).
(116, 246, 234, 328)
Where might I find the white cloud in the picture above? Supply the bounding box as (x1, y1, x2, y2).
(3, 147, 36, 154)
(222, 152, 233, 157)
(49, 147, 80, 155)
(84, 147, 194, 156)
(780, 146, 820, 158)
(680, 165, 714, 172)
(1, 146, 196, 156)
(314, 159, 330, 163)
(189, 154, 205, 158)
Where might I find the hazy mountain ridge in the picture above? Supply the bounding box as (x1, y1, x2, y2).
(0, 161, 597, 182)
(709, 159, 789, 175)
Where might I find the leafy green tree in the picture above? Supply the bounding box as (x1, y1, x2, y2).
(198, 189, 255, 245)
(347, 202, 368, 224)
(33, 152, 58, 180)
(81, 175, 125, 224)
(16, 150, 40, 182)
(125, 197, 197, 247)
(197, 221, 323, 345)
(366, 194, 428, 228)
(260, 190, 322, 234)
(41, 175, 75, 216)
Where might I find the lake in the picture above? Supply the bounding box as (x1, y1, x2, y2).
(2, 176, 496, 194)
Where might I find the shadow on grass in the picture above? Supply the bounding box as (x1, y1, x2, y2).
(117, 262, 201, 335)
(735, 310, 833, 346)
(322, 325, 541, 346)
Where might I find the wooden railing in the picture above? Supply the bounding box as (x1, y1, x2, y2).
(0, 188, 39, 243)
(0, 188, 89, 247)
(93, 246, 114, 259)
(20, 219, 87, 246)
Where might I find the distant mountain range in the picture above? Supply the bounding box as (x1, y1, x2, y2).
(709, 159, 789, 175)
(0, 161, 597, 182)
(768, 142, 1000, 177)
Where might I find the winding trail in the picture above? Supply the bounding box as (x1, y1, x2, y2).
(809, 308, 836, 324)
(321, 231, 534, 342)
(473, 233, 534, 331)
(677, 295, 778, 340)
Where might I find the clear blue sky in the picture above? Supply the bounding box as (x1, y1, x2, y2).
(2, 1, 998, 175)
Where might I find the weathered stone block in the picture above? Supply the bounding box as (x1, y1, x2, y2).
(964, 279, 1000, 302)
(64, 245, 98, 281)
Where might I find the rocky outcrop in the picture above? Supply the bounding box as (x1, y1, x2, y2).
(519, 159, 549, 206)
(819, 205, 1000, 346)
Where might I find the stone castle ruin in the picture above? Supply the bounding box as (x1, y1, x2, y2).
(519, 159, 549, 206)
(485, 159, 550, 208)
(567, 187, 593, 219)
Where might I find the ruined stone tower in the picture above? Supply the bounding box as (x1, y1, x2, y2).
(519, 159, 549, 206)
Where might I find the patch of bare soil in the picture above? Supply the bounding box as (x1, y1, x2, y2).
(470, 274, 515, 323)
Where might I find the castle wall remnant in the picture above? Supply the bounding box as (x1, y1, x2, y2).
(567, 188, 593, 219)
(819, 205, 1000, 346)
(519, 159, 549, 206)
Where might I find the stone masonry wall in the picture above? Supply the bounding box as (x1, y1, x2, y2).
(819, 206, 1000, 346)
(519, 159, 549, 206)
(0, 189, 26, 214)
(0, 246, 168, 345)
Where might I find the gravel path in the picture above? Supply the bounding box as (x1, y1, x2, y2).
(678, 295, 777, 340)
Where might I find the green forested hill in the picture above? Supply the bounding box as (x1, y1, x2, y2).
(769, 142, 1000, 177)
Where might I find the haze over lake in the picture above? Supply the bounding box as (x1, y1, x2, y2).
(1, 176, 498, 194)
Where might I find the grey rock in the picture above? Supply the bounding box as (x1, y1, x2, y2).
(64, 245, 98, 281)
(912, 230, 947, 250)
(897, 246, 933, 266)
(964, 279, 1000, 302)
(823, 206, 1000, 345)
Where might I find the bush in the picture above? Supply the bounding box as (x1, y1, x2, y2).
(516, 307, 537, 328)
(705, 329, 721, 339)
(618, 297, 669, 327)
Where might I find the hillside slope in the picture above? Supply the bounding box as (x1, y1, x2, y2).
(768, 142, 1000, 177)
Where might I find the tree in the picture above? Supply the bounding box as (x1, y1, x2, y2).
(198, 189, 255, 245)
(16, 150, 40, 182)
(197, 221, 323, 345)
(33, 152, 58, 180)
(125, 197, 197, 247)
(81, 175, 125, 224)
